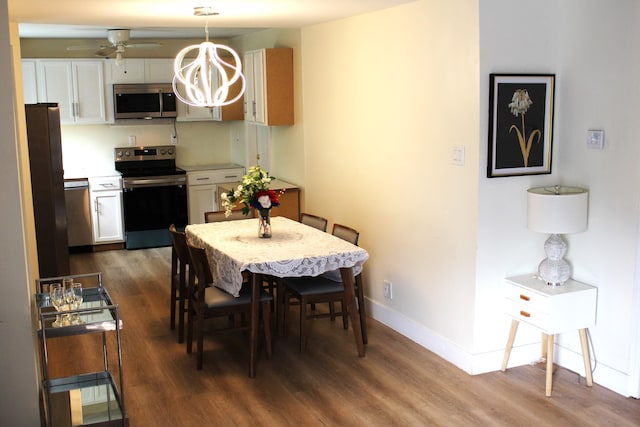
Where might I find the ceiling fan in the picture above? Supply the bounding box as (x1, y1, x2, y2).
(66, 29, 161, 64)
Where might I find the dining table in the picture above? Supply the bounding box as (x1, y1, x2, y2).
(185, 216, 370, 377)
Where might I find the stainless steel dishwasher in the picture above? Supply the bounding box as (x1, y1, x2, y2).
(64, 179, 93, 248)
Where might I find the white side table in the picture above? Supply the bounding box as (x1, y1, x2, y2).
(500, 274, 597, 396)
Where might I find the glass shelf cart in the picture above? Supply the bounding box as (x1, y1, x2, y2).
(36, 272, 127, 427)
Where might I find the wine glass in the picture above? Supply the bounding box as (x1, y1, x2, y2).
(63, 278, 75, 326)
(71, 283, 83, 325)
(49, 283, 64, 327)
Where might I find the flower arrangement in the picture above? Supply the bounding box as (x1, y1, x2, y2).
(220, 166, 283, 217)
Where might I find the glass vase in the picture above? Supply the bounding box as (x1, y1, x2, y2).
(257, 209, 272, 238)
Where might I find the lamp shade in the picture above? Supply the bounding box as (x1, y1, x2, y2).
(527, 186, 588, 234)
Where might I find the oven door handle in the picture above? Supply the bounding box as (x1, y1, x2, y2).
(124, 177, 186, 188)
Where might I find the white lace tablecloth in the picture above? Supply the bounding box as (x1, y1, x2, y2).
(186, 216, 369, 297)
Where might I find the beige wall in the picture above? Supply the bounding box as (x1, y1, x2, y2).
(0, 16, 40, 426)
(300, 0, 480, 349)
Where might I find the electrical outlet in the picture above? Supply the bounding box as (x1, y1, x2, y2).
(171, 135, 177, 144)
(383, 280, 393, 300)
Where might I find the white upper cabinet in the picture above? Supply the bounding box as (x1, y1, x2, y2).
(37, 59, 107, 124)
(106, 58, 174, 84)
(144, 59, 176, 83)
(107, 59, 145, 84)
(243, 48, 293, 126)
(21, 60, 38, 104)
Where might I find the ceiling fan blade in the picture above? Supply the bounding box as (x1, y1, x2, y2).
(66, 45, 102, 51)
(126, 42, 162, 49)
(95, 46, 117, 57)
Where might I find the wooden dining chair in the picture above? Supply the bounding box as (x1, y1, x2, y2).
(186, 241, 273, 370)
(169, 224, 190, 343)
(299, 212, 328, 232)
(281, 223, 367, 352)
(204, 209, 246, 223)
(275, 212, 329, 321)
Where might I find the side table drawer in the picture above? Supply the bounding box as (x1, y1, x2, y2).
(504, 299, 551, 331)
(504, 275, 598, 334)
(505, 283, 550, 314)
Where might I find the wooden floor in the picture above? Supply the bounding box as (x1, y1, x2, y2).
(48, 247, 640, 426)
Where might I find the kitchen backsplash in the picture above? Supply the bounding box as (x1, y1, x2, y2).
(60, 121, 238, 177)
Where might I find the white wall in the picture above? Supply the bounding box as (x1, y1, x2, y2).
(477, 0, 640, 396)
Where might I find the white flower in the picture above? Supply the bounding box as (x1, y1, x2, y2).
(220, 192, 228, 200)
(508, 89, 533, 117)
(257, 194, 272, 209)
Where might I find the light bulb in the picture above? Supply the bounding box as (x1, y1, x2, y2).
(115, 52, 123, 67)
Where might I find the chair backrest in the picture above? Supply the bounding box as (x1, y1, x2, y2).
(332, 223, 359, 246)
(300, 212, 329, 232)
(204, 209, 247, 223)
(186, 242, 214, 287)
(169, 224, 190, 265)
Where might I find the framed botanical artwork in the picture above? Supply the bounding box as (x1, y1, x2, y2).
(487, 74, 555, 178)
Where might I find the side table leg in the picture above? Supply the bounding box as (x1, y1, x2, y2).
(545, 334, 555, 397)
(501, 319, 519, 371)
(579, 328, 593, 387)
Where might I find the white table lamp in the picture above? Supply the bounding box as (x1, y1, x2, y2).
(527, 186, 588, 286)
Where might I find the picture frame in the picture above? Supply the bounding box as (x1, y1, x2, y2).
(487, 74, 555, 178)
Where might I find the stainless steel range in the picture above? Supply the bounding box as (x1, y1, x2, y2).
(115, 145, 187, 249)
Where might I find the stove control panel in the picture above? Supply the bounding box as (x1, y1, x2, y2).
(115, 145, 176, 162)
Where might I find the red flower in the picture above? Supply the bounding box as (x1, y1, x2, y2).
(251, 189, 282, 209)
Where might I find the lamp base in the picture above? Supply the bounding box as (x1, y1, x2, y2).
(538, 234, 571, 286)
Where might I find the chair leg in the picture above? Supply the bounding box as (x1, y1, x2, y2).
(300, 296, 308, 352)
(261, 301, 273, 359)
(329, 301, 336, 320)
(283, 289, 291, 338)
(186, 307, 194, 354)
(177, 267, 186, 343)
(170, 281, 176, 330)
(170, 251, 177, 330)
(276, 280, 285, 336)
(356, 277, 368, 345)
(196, 311, 205, 370)
(341, 300, 348, 330)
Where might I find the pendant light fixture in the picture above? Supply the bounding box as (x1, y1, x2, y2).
(172, 6, 245, 108)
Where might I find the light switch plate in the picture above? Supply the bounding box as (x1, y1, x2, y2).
(451, 145, 465, 166)
(587, 130, 604, 150)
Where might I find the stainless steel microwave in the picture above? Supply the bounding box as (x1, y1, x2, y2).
(113, 83, 178, 120)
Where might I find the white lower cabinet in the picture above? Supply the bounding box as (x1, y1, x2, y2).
(186, 166, 245, 224)
(89, 176, 124, 244)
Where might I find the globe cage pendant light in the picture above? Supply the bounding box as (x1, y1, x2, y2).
(172, 6, 246, 108)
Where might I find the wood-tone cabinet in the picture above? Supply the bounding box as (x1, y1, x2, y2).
(36, 59, 107, 124)
(218, 179, 300, 221)
(243, 48, 294, 126)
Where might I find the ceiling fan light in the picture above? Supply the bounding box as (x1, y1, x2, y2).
(115, 51, 123, 66)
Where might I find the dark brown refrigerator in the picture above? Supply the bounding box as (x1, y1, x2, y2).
(25, 103, 70, 277)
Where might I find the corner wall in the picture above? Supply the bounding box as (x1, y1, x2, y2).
(477, 0, 640, 397)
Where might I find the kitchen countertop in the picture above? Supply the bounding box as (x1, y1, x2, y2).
(218, 178, 299, 190)
(180, 163, 244, 172)
(64, 168, 121, 180)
